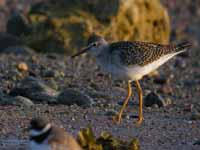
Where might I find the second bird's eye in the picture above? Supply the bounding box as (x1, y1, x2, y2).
(92, 43, 97, 46)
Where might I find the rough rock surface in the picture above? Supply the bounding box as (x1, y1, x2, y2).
(9, 77, 58, 103)
(22, 0, 170, 53)
(144, 92, 172, 107)
(0, 33, 23, 51)
(12, 96, 34, 107)
(57, 89, 94, 107)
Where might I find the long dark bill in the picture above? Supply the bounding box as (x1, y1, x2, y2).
(71, 45, 91, 58)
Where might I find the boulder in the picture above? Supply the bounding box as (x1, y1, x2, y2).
(10, 77, 58, 103)
(0, 33, 23, 51)
(12, 96, 34, 107)
(22, 0, 170, 54)
(57, 89, 94, 107)
(144, 92, 172, 107)
(6, 12, 31, 36)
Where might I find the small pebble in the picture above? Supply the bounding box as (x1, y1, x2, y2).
(174, 58, 186, 68)
(144, 92, 172, 107)
(17, 62, 28, 71)
(183, 104, 193, 112)
(105, 110, 118, 116)
(190, 113, 200, 120)
(153, 76, 169, 84)
(158, 85, 173, 94)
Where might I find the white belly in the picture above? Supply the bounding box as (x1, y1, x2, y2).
(98, 53, 179, 81)
(126, 53, 178, 81)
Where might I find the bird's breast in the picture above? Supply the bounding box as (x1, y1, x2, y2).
(29, 141, 51, 150)
(95, 58, 131, 81)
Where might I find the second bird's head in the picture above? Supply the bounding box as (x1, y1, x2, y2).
(72, 33, 108, 58)
(28, 117, 51, 138)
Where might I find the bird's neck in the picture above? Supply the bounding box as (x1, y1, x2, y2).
(95, 45, 109, 58)
(30, 126, 52, 144)
(94, 46, 113, 70)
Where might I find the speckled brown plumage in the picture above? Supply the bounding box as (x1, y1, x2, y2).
(110, 41, 191, 66)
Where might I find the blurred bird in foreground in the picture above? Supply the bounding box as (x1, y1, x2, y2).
(28, 117, 81, 150)
(72, 33, 191, 125)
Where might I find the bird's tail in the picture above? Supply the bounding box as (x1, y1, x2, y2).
(175, 42, 192, 52)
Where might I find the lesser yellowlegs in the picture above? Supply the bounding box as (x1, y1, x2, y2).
(72, 34, 191, 125)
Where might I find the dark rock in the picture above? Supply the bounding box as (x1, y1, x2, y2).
(105, 110, 118, 116)
(2, 46, 34, 55)
(144, 92, 172, 107)
(57, 89, 94, 107)
(0, 90, 13, 105)
(190, 113, 200, 120)
(193, 140, 200, 145)
(153, 76, 169, 84)
(0, 33, 23, 51)
(12, 96, 34, 107)
(41, 69, 60, 78)
(174, 58, 187, 69)
(6, 12, 30, 36)
(10, 77, 58, 103)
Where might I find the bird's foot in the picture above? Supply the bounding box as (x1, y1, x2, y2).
(136, 116, 144, 126)
(112, 114, 122, 124)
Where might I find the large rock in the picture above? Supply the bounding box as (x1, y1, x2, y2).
(0, 33, 34, 55)
(22, 0, 170, 54)
(6, 12, 31, 36)
(12, 96, 34, 107)
(144, 92, 172, 107)
(0, 90, 14, 105)
(0, 33, 23, 51)
(57, 89, 94, 107)
(10, 77, 58, 103)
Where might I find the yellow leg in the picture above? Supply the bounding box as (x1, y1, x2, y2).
(113, 81, 132, 124)
(135, 80, 144, 125)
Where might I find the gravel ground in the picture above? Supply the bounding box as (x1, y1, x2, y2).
(0, 1, 200, 150)
(0, 46, 199, 150)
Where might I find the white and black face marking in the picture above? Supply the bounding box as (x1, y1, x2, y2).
(29, 117, 51, 137)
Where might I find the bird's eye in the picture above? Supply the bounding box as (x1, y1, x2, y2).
(92, 43, 97, 47)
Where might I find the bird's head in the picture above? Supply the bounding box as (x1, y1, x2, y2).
(28, 117, 51, 137)
(72, 33, 108, 58)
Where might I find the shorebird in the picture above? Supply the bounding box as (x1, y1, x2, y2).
(28, 117, 81, 150)
(72, 34, 191, 125)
